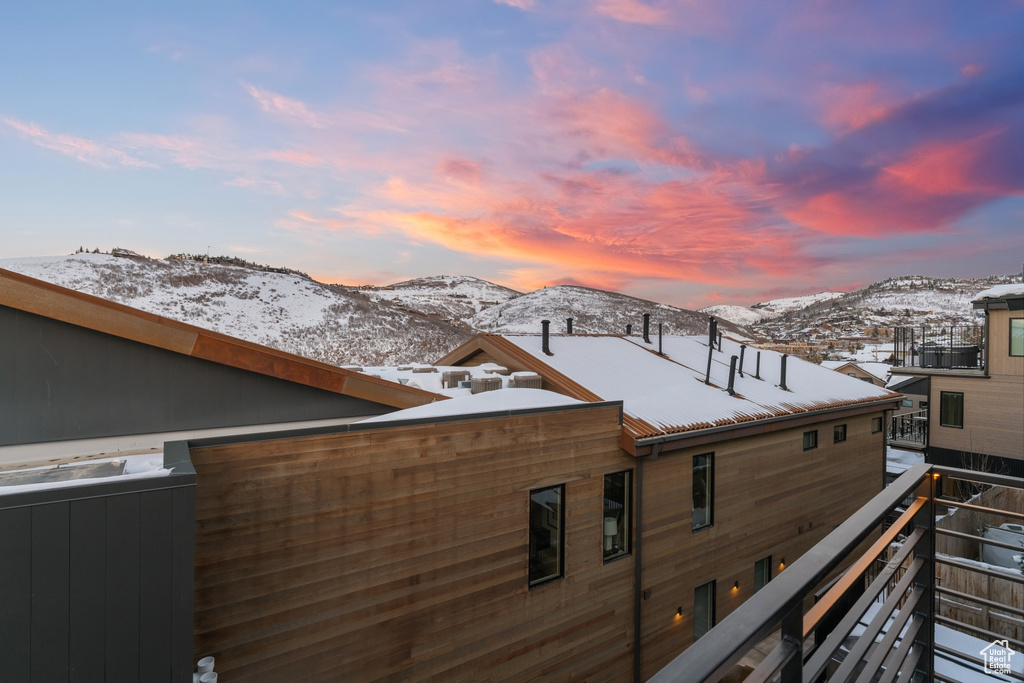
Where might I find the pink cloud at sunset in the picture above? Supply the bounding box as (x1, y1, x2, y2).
(242, 83, 327, 129)
(3, 118, 154, 169)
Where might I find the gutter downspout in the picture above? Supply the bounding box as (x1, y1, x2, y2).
(984, 308, 990, 377)
(633, 443, 655, 682)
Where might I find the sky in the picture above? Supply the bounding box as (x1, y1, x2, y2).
(2, 1, 1023, 308)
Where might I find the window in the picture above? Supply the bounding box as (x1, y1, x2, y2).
(754, 556, 772, 592)
(871, 417, 882, 433)
(603, 471, 631, 561)
(833, 424, 847, 443)
(920, 401, 928, 409)
(692, 453, 713, 531)
(1012, 319, 1024, 357)
(694, 580, 716, 640)
(901, 399, 914, 408)
(859, 376, 874, 383)
(939, 391, 964, 429)
(803, 430, 818, 450)
(529, 485, 564, 586)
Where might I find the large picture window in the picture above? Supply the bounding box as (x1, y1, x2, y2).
(694, 580, 716, 640)
(529, 485, 564, 586)
(692, 453, 713, 531)
(1012, 319, 1024, 357)
(939, 391, 964, 429)
(603, 470, 632, 561)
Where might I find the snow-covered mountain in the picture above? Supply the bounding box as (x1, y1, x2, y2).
(1, 254, 472, 366)
(469, 285, 741, 336)
(702, 292, 845, 326)
(361, 275, 521, 323)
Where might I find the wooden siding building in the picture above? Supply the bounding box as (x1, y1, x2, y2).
(895, 284, 1024, 477)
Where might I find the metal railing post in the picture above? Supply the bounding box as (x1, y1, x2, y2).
(911, 471, 937, 680)
(779, 601, 803, 683)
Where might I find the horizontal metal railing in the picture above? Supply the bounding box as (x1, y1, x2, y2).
(649, 464, 1024, 683)
(893, 326, 985, 369)
(889, 410, 928, 448)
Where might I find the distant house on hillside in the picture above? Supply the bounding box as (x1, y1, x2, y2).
(892, 283, 1024, 477)
(820, 360, 890, 387)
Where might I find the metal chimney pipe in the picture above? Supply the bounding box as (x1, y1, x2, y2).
(755, 351, 761, 379)
(541, 320, 552, 355)
(738, 344, 746, 378)
(643, 313, 651, 344)
(658, 323, 663, 355)
(708, 316, 718, 347)
(727, 355, 738, 396)
(780, 353, 788, 390)
(626, 324, 632, 335)
(566, 317, 573, 334)
(704, 340, 715, 385)
(718, 332, 722, 351)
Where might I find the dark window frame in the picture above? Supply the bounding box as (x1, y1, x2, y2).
(803, 430, 818, 451)
(529, 484, 565, 587)
(939, 391, 964, 429)
(691, 453, 714, 532)
(694, 580, 716, 640)
(871, 417, 882, 434)
(603, 470, 633, 562)
(833, 424, 847, 443)
(1011, 318, 1024, 357)
(754, 556, 772, 592)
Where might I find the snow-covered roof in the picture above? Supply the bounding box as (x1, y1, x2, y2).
(0, 453, 170, 496)
(974, 283, 1024, 300)
(359, 388, 584, 423)
(492, 334, 898, 438)
(886, 447, 925, 475)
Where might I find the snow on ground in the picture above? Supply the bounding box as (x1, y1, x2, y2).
(362, 275, 521, 321)
(0, 453, 170, 496)
(886, 447, 925, 474)
(700, 304, 768, 326)
(359, 388, 583, 423)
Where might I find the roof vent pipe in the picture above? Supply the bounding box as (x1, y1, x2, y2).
(738, 344, 746, 377)
(566, 317, 573, 334)
(626, 324, 632, 335)
(708, 316, 718, 347)
(704, 340, 715, 385)
(541, 320, 552, 356)
(779, 354, 788, 390)
(718, 332, 723, 351)
(658, 323, 663, 355)
(643, 313, 651, 344)
(755, 351, 761, 379)
(727, 355, 738, 396)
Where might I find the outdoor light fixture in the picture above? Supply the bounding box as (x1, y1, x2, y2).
(779, 558, 785, 569)
(676, 607, 683, 617)
(733, 581, 739, 590)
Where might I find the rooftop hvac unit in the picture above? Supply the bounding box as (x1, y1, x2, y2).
(471, 377, 503, 394)
(510, 373, 543, 389)
(443, 370, 471, 388)
(412, 366, 438, 373)
(341, 365, 363, 372)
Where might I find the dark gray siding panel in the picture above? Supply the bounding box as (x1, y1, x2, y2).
(170, 486, 196, 681)
(0, 304, 396, 446)
(69, 497, 107, 683)
(31, 503, 71, 683)
(0, 507, 32, 680)
(0, 468, 195, 682)
(105, 494, 141, 683)
(139, 489, 174, 681)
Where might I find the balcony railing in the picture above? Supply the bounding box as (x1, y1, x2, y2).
(649, 464, 1024, 683)
(893, 326, 985, 370)
(889, 409, 928, 449)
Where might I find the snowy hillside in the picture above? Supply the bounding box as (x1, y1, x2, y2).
(1, 254, 472, 366)
(754, 292, 846, 316)
(700, 304, 769, 327)
(361, 275, 520, 322)
(470, 285, 739, 336)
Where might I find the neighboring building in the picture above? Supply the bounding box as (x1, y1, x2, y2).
(885, 375, 930, 452)
(436, 325, 900, 678)
(893, 284, 1024, 477)
(1, 269, 903, 681)
(820, 360, 891, 387)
